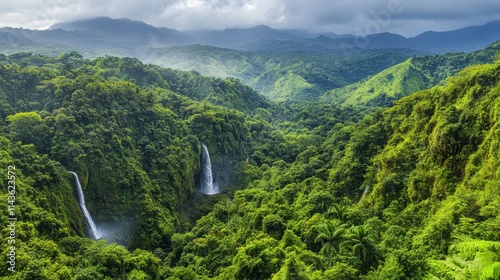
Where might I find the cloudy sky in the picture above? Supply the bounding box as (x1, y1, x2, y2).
(0, 0, 499, 37)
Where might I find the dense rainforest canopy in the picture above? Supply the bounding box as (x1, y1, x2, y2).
(0, 47, 500, 279)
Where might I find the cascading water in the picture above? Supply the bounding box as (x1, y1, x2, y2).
(200, 143, 219, 195)
(360, 185, 370, 201)
(68, 171, 100, 239)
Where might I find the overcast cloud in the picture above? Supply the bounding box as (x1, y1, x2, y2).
(0, 0, 499, 37)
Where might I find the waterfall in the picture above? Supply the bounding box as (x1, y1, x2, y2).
(68, 171, 100, 239)
(200, 143, 219, 195)
(360, 185, 369, 201)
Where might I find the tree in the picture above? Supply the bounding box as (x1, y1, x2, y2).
(233, 236, 285, 280)
(272, 252, 311, 280)
(263, 214, 286, 240)
(6, 111, 45, 145)
(344, 226, 377, 261)
(429, 238, 500, 280)
(324, 263, 359, 280)
(342, 226, 379, 268)
(314, 220, 347, 268)
(326, 203, 349, 221)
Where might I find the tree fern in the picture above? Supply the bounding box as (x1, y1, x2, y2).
(429, 238, 500, 280)
(481, 262, 500, 280)
(429, 255, 468, 280)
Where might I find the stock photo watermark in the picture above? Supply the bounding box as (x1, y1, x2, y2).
(6, 165, 16, 273)
(340, 0, 406, 54)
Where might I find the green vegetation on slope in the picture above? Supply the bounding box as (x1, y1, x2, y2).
(147, 46, 414, 101)
(164, 60, 500, 279)
(1, 48, 500, 279)
(0, 52, 286, 279)
(322, 58, 431, 106)
(322, 41, 500, 107)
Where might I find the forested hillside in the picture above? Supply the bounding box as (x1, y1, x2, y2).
(1, 50, 500, 279)
(0, 52, 282, 278)
(4, 18, 500, 104)
(159, 59, 500, 279)
(147, 46, 414, 101)
(323, 41, 500, 107)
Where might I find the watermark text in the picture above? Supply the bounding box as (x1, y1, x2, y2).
(6, 165, 16, 273)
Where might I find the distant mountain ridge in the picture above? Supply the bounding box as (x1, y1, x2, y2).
(146, 45, 415, 101)
(42, 17, 500, 53)
(0, 17, 498, 56)
(322, 58, 430, 106)
(363, 20, 500, 53)
(1, 17, 500, 102)
(49, 17, 191, 47)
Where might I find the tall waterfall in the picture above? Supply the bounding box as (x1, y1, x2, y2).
(68, 171, 100, 239)
(200, 143, 219, 195)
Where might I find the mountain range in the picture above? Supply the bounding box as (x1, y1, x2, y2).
(0, 17, 499, 55)
(3, 14, 500, 279)
(1, 17, 500, 103)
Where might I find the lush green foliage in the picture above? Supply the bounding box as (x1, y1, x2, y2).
(323, 41, 500, 107)
(147, 46, 414, 101)
(164, 60, 500, 279)
(1, 47, 500, 279)
(0, 52, 281, 278)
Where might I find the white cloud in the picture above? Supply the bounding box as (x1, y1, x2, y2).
(0, 0, 499, 36)
(149, 0, 284, 30)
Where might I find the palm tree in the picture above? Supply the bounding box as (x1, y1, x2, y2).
(342, 226, 377, 261)
(314, 220, 347, 268)
(326, 203, 349, 221)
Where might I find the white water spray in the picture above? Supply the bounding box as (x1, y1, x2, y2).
(200, 143, 219, 195)
(360, 185, 370, 201)
(68, 171, 100, 239)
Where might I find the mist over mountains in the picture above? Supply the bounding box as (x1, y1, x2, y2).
(2, 17, 499, 103)
(1, 17, 500, 56)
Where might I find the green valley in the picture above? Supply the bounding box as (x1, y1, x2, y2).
(164, 56, 500, 280)
(1, 44, 500, 279)
(146, 46, 415, 101)
(1, 13, 500, 278)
